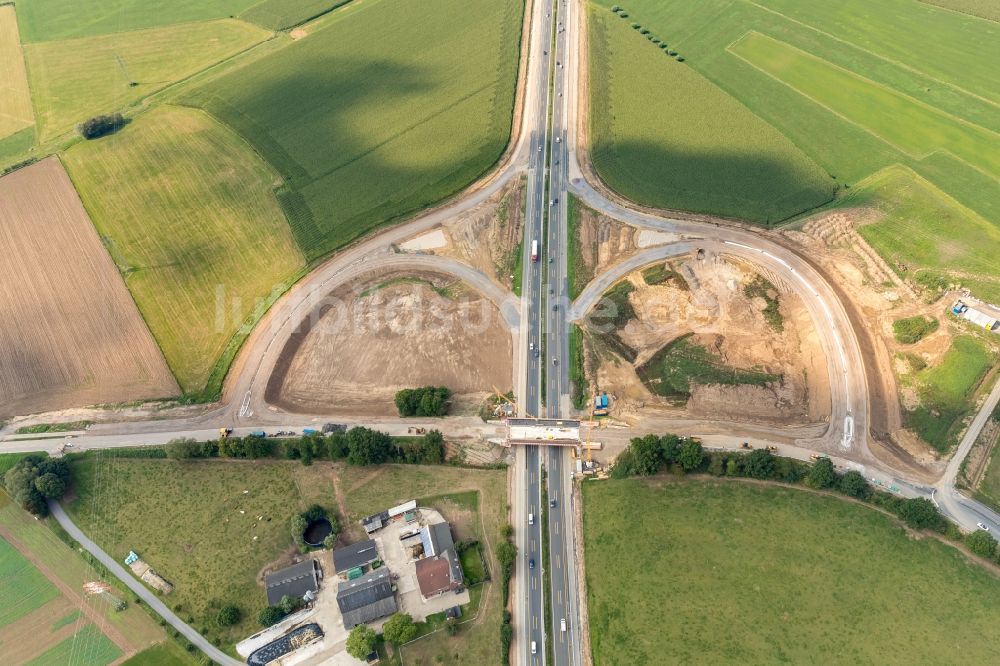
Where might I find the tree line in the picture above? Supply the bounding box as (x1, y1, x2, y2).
(612, 434, 1000, 562)
(2, 455, 71, 516)
(164, 426, 446, 467)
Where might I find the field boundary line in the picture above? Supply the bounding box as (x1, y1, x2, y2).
(738, 0, 1000, 110)
(0, 522, 134, 656)
(726, 32, 1000, 184)
(917, 0, 1000, 25)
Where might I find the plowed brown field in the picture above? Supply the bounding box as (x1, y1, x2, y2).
(0, 158, 177, 417)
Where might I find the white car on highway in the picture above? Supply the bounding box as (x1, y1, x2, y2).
(977, 522, 990, 531)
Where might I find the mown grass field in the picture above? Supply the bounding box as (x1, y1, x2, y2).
(24, 19, 269, 140)
(63, 105, 304, 394)
(905, 335, 996, 452)
(185, 0, 523, 259)
(0, 5, 34, 141)
(583, 478, 1000, 664)
(588, 8, 833, 224)
(120, 641, 196, 666)
(590, 0, 1000, 295)
(64, 455, 306, 650)
(13, 0, 262, 42)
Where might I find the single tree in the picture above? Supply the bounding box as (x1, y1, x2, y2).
(346, 625, 378, 659)
(805, 457, 837, 489)
(630, 434, 663, 475)
(897, 498, 943, 530)
(382, 613, 418, 645)
(323, 533, 338, 549)
(496, 541, 517, 570)
(743, 450, 775, 480)
(166, 437, 201, 459)
(216, 604, 241, 627)
(966, 530, 997, 559)
(838, 470, 869, 499)
(677, 440, 705, 471)
(257, 606, 284, 627)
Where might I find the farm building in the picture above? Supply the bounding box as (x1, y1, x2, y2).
(415, 522, 464, 598)
(333, 539, 380, 574)
(336, 569, 397, 629)
(415, 551, 464, 598)
(264, 559, 321, 606)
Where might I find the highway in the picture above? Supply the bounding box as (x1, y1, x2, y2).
(6, 0, 1000, 664)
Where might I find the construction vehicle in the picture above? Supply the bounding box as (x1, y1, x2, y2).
(593, 392, 609, 417)
(765, 445, 778, 453)
(219, 427, 233, 439)
(739, 442, 753, 450)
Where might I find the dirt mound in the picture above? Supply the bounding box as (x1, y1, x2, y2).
(584, 252, 829, 425)
(266, 270, 512, 415)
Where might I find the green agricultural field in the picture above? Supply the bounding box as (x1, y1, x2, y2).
(240, 0, 351, 30)
(975, 429, 1000, 512)
(63, 105, 305, 394)
(184, 0, 523, 259)
(0, 492, 167, 648)
(637, 333, 781, 401)
(584, 478, 1000, 664)
(590, 0, 1000, 298)
(906, 335, 996, 452)
(64, 455, 306, 649)
(844, 166, 1000, 304)
(0, 536, 59, 627)
(588, 9, 833, 224)
(24, 19, 269, 140)
(729, 31, 1000, 178)
(120, 642, 197, 666)
(26, 624, 121, 666)
(14, 0, 262, 42)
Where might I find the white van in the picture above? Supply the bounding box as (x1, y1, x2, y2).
(561, 618, 567, 632)
(531, 641, 537, 655)
(528, 513, 535, 525)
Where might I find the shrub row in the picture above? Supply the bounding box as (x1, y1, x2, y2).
(496, 524, 517, 664)
(610, 5, 685, 62)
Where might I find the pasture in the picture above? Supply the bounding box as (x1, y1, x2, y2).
(63, 106, 304, 395)
(65, 455, 305, 650)
(24, 19, 268, 140)
(13, 0, 262, 42)
(185, 0, 524, 258)
(590, 0, 1000, 295)
(906, 335, 996, 452)
(0, 158, 177, 418)
(588, 8, 833, 224)
(0, 490, 166, 664)
(583, 478, 1000, 664)
(0, 5, 34, 141)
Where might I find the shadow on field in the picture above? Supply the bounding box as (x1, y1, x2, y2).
(591, 139, 837, 225)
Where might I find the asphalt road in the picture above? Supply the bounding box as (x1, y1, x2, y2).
(48, 501, 242, 666)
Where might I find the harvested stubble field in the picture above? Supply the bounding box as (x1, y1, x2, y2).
(0, 5, 34, 141)
(266, 272, 512, 415)
(591, 0, 1000, 296)
(184, 0, 524, 259)
(0, 158, 177, 418)
(584, 478, 1000, 665)
(587, 7, 833, 224)
(63, 106, 305, 395)
(24, 19, 269, 140)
